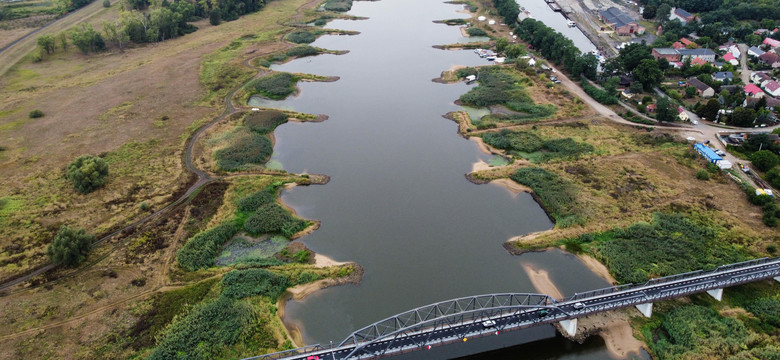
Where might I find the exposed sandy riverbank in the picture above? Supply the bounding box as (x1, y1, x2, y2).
(522, 262, 645, 358)
(490, 178, 532, 195)
(277, 253, 363, 347)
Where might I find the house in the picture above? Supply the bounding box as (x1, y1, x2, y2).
(678, 106, 690, 121)
(599, 7, 645, 36)
(748, 46, 766, 58)
(653, 48, 681, 62)
(752, 72, 773, 87)
(722, 53, 738, 66)
(744, 84, 765, 98)
(673, 41, 686, 50)
(745, 96, 780, 110)
(680, 38, 696, 48)
(694, 143, 722, 164)
(688, 78, 714, 98)
(712, 72, 733, 82)
(646, 104, 657, 112)
(621, 89, 634, 100)
(678, 48, 717, 63)
(720, 85, 741, 94)
(690, 57, 707, 66)
(759, 52, 780, 68)
(764, 37, 780, 48)
(670, 8, 696, 25)
(764, 80, 780, 97)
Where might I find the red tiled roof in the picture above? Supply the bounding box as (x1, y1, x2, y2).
(766, 81, 780, 92)
(723, 53, 736, 61)
(744, 84, 763, 95)
(673, 42, 685, 49)
(764, 38, 780, 48)
(680, 38, 694, 45)
(691, 57, 707, 65)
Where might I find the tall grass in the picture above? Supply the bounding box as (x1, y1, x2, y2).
(510, 167, 582, 227)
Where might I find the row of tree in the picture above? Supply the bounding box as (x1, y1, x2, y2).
(515, 19, 598, 80)
(491, 0, 519, 25)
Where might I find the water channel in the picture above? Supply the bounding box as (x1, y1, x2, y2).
(250, 0, 640, 358)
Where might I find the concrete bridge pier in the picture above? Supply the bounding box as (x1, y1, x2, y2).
(775, 276, 780, 283)
(706, 288, 723, 301)
(635, 303, 653, 317)
(559, 319, 577, 337)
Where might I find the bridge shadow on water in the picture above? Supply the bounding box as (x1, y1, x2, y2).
(378, 326, 650, 360)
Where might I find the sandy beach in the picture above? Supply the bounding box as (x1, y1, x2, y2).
(522, 263, 645, 358)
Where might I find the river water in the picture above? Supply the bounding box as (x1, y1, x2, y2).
(250, 0, 633, 358)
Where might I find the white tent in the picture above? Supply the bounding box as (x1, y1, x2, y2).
(717, 160, 732, 170)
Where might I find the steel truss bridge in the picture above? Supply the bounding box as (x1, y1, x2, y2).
(244, 257, 780, 360)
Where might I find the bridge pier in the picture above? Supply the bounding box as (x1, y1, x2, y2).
(559, 319, 577, 337)
(635, 303, 653, 318)
(706, 288, 723, 301)
(775, 276, 780, 283)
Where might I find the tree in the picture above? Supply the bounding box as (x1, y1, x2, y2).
(67, 155, 109, 194)
(633, 59, 663, 90)
(685, 86, 697, 98)
(656, 4, 672, 23)
(750, 150, 780, 172)
(571, 53, 598, 80)
(103, 0, 111, 7)
(656, 96, 675, 122)
(618, 43, 653, 71)
(630, 81, 644, 94)
(37, 35, 56, 54)
(698, 99, 720, 121)
(209, 9, 221, 25)
(642, 5, 656, 19)
(727, 106, 756, 127)
(505, 44, 523, 59)
(69, 23, 105, 54)
(102, 20, 129, 51)
(47, 226, 94, 267)
(58, 32, 68, 51)
(495, 37, 508, 54)
(603, 76, 620, 97)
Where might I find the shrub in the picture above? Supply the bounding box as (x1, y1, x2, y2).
(510, 167, 581, 226)
(29, 109, 44, 118)
(286, 45, 319, 58)
(47, 226, 94, 267)
(244, 203, 307, 237)
(244, 110, 288, 134)
(102, 0, 110, 7)
(581, 80, 618, 105)
(696, 169, 710, 180)
(466, 27, 488, 37)
(323, 0, 352, 12)
(285, 30, 315, 44)
(749, 150, 780, 172)
(220, 268, 290, 300)
(149, 297, 260, 360)
(540, 138, 593, 160)
(209, 10, 221, 25)
(67, 155, 109, 194)
(176, 223, 238, 271)
(246, 72, 297, 99)
(236, 190, 275, 213)
(214, 128, 273, 171)
(456, 67, 478, 79)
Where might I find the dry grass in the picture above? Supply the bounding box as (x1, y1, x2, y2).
(0, 0, 316, 280)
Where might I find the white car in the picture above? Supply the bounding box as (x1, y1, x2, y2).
(482, 320, 496, 328)
(573, 302, 586, 309)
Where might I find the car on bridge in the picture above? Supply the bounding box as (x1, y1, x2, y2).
(573, 302, 586, 309)
(482, 320, 496, 328)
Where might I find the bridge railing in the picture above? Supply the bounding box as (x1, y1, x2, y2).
(242, 344, 332, 360)
(567, 257, 776, 302)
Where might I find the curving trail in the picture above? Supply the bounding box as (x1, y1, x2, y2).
(0, 0, 326, 295)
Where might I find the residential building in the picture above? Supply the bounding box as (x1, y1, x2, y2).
(764, 37, 780, 48)
(678, 106, 689, 121)
(690, 57, 707, 66)
(752, 72, 773, 87)
(745, 96, 780, 110)
(599, 7, 645, 36)
(748, 46, 766, 58)
(688, 78, 714, 97)
(765, 80, 780, 97)
(712, 72, 733, 82)
(720, 85, 741, 94)
(723, 53, 738, 66)
(744, 84, 765, 98)
(670, 8, 695, 25)
(759, 52, 780, 68)
(678, 48, 717, 63)
(673, 41, 686, 50)
(652, 48, 681, 62)
(680, 38, 696, 48)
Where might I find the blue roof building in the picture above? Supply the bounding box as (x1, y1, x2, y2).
(694, 143, 721, 163)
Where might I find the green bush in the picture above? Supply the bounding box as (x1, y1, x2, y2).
(540, 138, 593, 161)
(220, 268, 290, 300)
(510, 167, 581, 226)
(696, 169, 710, 180)
(243, 110, 288, 134)
(102, 0, 110, 7)
(750, 150, 780, 172)
(746, 298, 780, 328)
(176, 223, 238, 271)
(244, 203, 307, 237)
(581, 80, 618, 105)
(148, 297, 259, 360)
(766, 167, 780, 189)
(456, 67, 478, 79)
(323, 0, 352, 12)
(67, 155, 109, 194)
(286, 45, 319, 58)
(47, 226, 94, 267)
(246, 72, 297, 100)
(593, 213, 749, 284)
(285, 31, 316, 44)
(466, 27, 488, 37)
(29, 109, 44, 118)
(236, 189, 275, 213)
(214, 128, 273, 171)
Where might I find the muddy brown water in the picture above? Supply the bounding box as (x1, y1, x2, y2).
(250, 0, 646, 358)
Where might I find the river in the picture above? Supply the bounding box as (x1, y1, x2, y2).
(251, 0, 635, 358)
